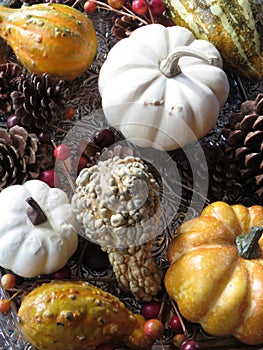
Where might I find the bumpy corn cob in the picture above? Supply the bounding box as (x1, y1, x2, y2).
(72, 156, 162, 301)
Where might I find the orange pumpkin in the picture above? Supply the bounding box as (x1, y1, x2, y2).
(164, 201, 263, 345)
(0, 4, 98, 80)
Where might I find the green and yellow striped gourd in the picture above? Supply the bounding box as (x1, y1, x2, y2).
(165, 0, 263, 80)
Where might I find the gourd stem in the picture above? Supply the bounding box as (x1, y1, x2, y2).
(236, 226, 263, 259)
(26, 197, 47, 225)
(159, 47, 219, 78)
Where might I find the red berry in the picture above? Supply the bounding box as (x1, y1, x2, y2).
(54, 144, 70, 161)
(6, 115, 21, 129)
(40, 170, 58, 188)
(84, 0, 97, 13)
(0, 299, 11, 314)
(180, 340, 201, 350)
(50, 265, 71, 280)
(1, 274, 16, 290)
(142, 302, 161, 320)
(131, 0, 148, 15)
(169, 315, 183, 333)
(77, 155, 88, 174)
(108, 0, 125, 9)
(148, 0, 165, 15)
(93, 129, 115, 148)
(144, 319, 164, 340)
(38, 131, 51, 144)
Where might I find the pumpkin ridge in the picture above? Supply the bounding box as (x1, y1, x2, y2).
(201, 201, 244, 237)
(200, 257, 250, 335)
(233, 261, 263, 345)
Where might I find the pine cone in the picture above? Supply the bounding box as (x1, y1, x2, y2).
(0, 63, 23, 114)
(224, 93, 263, 199)
(112, 13, 174, 40)
(171, 136, 238, 203)
(10, 73, 67, 133)
(112, 15, 144, 40)
(0, 125, 52, 190)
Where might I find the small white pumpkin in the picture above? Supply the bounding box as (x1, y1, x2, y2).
(99, 24, 230, 151)
(0, 180, 78, 278)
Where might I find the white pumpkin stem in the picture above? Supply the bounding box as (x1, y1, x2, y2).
(26, 197, 47, 225)
(159, 47, 219, 78)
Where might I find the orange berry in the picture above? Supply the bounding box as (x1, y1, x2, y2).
(108, 0, 125, 9)
(84, 0, 97, 13)
(63, 106, 75, 120)
(144, 319, 164, 340)
(173, 333, 186, 347)
(0, 299, 11, 314)
(1, 274, 16, 290)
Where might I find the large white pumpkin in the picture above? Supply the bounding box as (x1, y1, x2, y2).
(0, 180, 78, 278)
(99, 24, 230, 151)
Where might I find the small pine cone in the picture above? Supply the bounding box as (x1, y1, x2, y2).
(111, 11, 174, 40)
(112, 15, 144, 40)
(0, 63, 23, 114)
(102, 242, 162, 302)
(173, 136, 237, 202)
(224, 93, 263, 199)
(202, 138, 238, 201)
(10, 73, 67, 133)
(0, 125, 52, 190)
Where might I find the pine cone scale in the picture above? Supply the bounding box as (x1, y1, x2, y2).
(224, 93, 263, 200)
(240, 114, 258, 130)
(244, 130, 263, 149)
(228, 130, 246, 146)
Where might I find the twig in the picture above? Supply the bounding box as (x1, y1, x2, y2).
(92, 0, 148, 25)
(144, 0, 154, 23)
(170, 299, 189, 338)
(51, 140, 76, 193)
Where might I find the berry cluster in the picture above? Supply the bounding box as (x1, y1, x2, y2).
(0, 274, 17, 315)
(141, 301, 201, 349)
(83, 0, 166, 18)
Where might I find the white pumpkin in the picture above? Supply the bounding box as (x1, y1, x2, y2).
(0, 180, 78, 278)
(99, 24, 230, 151)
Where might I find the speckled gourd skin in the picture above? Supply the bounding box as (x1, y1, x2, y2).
(18, 281, 153, 350)
(165, 0, 263, 80)
(0, 3, 98, 80)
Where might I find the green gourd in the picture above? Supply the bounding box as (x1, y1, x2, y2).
(0, 3, 98, 80)
(165, 0, 263, 80)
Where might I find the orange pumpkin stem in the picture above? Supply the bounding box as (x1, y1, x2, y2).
(26, 197, 47, 225)
(236, 226, 263, 259)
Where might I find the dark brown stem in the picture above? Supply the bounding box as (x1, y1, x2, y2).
(26, 197, 47, 225)
(236, 226, 263, 259)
